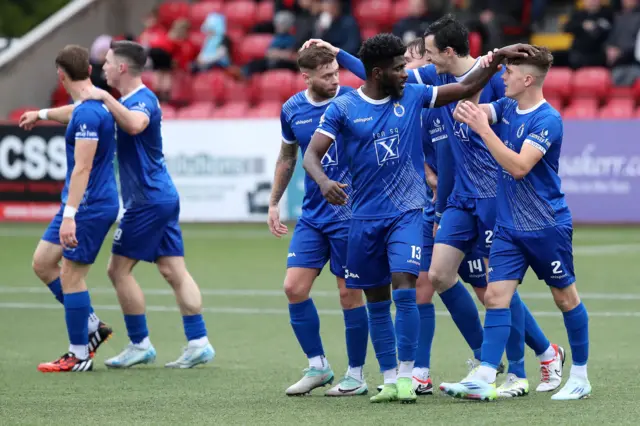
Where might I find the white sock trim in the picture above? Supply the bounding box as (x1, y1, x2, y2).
(383, 368, 397, 384)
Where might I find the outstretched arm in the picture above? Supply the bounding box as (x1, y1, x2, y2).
(434, 44, 538, 107)
(19, 105, 75, 130)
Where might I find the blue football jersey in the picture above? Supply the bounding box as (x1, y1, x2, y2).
(489, 98, 572, 231)
(317, 84, 437, 219)
(118, 85, 179, 209)
(421, 108, 448, 220)
(63, 100, 118, 208)
(281, 87, 353, 222)
(410, 61, 505, 199)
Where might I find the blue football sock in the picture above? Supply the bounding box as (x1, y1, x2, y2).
(64, 291, 90, 347)
(289, 299, 324, 359)
(47, 278, 64, 304)
(367, 300, 397, 372)
(506, 292, 526, 378)
(522, 296, 551, 356)
(393, 289, 419, 362)
(183, 314, 208, 342)
(481, 308, 511, 370)
(439, 281, 484, 359)
(124, 314, 149, 344)
(415, 303, 435, 369)
(563, 302, 589, 366)
(343, 306, 368, 368)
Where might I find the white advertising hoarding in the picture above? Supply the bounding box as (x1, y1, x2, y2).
(161, 119, 285, 222)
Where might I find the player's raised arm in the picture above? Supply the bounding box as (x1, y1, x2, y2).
(83, 86, 149, 135)
(19, 104, 75, 130)
(433, 44, 538, 107)
(60, 111, 100, 248)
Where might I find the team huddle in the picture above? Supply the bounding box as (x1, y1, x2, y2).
(20, 41, 214, 372)
(268, 16, 591, 403)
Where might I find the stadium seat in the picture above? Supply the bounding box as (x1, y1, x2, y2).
(188, 31, 208, 51)
(237, 34, 273, 65)
(632, 78, 640, 100)
(51, 81, 70, 107)
(598, 98, 635, 119)
(211, 101, 250, 118)
(543, 67, 573, 100)
(563, 98, 598, 119)
(170, 72, 194, 105)
(545, 96, 563, 113)
(160, 103, 178, 120)
(247, 101, 282, 118)
(468, 32, 482, 58)
(354, 0, 393, 29)
(191, 70, 228, 102)
(158, 1, 190, 28)
(256, 1, 275, 24)
(361, 26, 381, 41)
(221, 78, 252, 104)
(177, 102, 215, 119)
(292, 74, 308, 94)
(573, 67, 611, 100)
(607, 86, 635, 101)
(224, 1, 257, 31)
(256, 70, 295, 102)
(140, 71, 156, 92)
(340, 70, 364, 89)
(392, 0, 411, 23)
(8, 106, 37, 122)
(189, 1, 223, 29)
(227, 27, 247, 64)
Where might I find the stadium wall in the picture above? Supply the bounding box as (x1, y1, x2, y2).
(0, 119, 638, 224)
(0, 0, 162, 118)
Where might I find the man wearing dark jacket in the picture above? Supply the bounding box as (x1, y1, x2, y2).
(562, 0, 613, 69)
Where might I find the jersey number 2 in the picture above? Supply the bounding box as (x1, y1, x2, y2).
(551, 261, 563, 274)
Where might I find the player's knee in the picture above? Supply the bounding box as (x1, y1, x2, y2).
(551, 284, 580, 313)
(283, 277, 312, 304)
(483, 286, 510, 309)
(157, 262, 178, 285)
(32, 255, 53, 282)
(391, 272, 416, 290)
(339, 287, 364, 310)
(107, 261, 129, 285)
(428, 267, 454, 293)
(473, 287, 487, 305)
(416, 273, 435, 304)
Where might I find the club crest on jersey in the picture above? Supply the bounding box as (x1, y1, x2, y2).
(374, 135, 400, 165)
(517, 123, 525, 138)
(393, 102, 405, 117)
(321, 142, 338, 167)
(319, 113, 325, 125)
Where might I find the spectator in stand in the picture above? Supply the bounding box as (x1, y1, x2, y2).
(192, 13, 231, 73)
(138, 8, 165, 49)
(393, 0, 435, 44)
(170, 19, 199, 72)
(606, 0, 640, 85)
(312, 0, 361, 55)
(555, 0, 613, 69)
(242, 11, 298, 77)
(293, 0, 322, 49)
(466, 0, 524, 50)
(89, 35, 112, 91)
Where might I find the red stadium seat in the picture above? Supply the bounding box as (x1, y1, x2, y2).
(8, 106, 37, 122)
(256, 1, 275, 24)
(572, 67, 611, 100)
(221, 78, 252, 104)
(545, 96, 563, 113)
(543, 67, 573, 100)
(158, 2, 190, 28)
(256, 70, 294, 102)
(598, 98, 635, 119)
(354, 0, 393, 29)
(191, 70, 229, 102)
(247, 101, 282, 118)
(189, 1, 223, 29)
(392, 1, 411, 23)
(160, 103, 178, 119)
(563, 99, 598, 119)
(188, 31, 208, 51)
(339, 70, 364, 89)
(361, 26, 380, 41)
(211, 101, 250, 118)
(237, 34, 273, 65)
(141, 71, 156, 92)
(607, 86, 635, 101)
(468, 32, 482, 58)
(292, 73, 308, 93)
(224, 1, 257, 31)
(177, 102, 215, 119)
(51, 81, 70, 107)
(170, 72, 194, 105)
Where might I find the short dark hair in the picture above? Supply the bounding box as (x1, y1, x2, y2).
(55, 45, 90, 81)
(406, 37, 426, 59)
(297, 46, 336, 70)
(358, 33, 406, 78)
(424, 14, 469, 57)
(110, 40, 147, 75)
(507, 45, 554, 74)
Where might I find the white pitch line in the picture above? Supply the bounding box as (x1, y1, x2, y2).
(1, 286, 639, 301)
(0, 302, 639, 318)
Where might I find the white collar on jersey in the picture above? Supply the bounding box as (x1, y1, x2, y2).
(119, 84, 147, 102)
(304, 86, 341, 107)
(454, 58, 481, 82)
(357, 87, 390, 105)
(516, 99, 547, 115)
